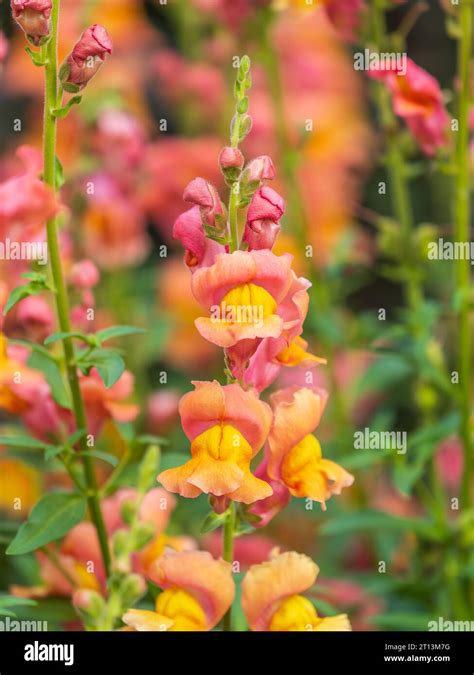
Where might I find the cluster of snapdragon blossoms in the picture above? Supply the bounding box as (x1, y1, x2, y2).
(2, 0, 469, 634)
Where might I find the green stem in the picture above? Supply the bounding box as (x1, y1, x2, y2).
(456, 1, 473, 511)
(43, 0, 111, 577)
(222, 502, 236, 631)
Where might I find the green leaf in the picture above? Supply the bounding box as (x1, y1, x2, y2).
(3, 273, 51, 315)
(95, 325, 146, 343)
(0, 595, 37, 617)
(77, 348, 125, 388)
(0, 436, 47, 450)
(52, 95, 82, 119)
(80, 450, 119, 467)
(6, 492, 87, 555)
(44, 330, 89, 345)
(55, 157, 66, 189)
(28, 350, 71, 410)
(25, 46, 48, 67)
(200, 510, 229, 534)
(321, 510, 443, 543)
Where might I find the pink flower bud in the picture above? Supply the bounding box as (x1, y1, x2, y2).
(183, 177, 225, 229)
(243, 186, 284, 251)
(70, 259, 100, 289)
(244, 155, 275, 183)
(246, 185, 285, 223)
(60, 24, 112, 92)
(10, 0, 51, 46)
(219, 146, 244, 170)
(243, 219, 280, 251)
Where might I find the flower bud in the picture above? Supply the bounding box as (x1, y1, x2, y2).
(219, 146, 244, 170)
(73, 589, 106, 617)
(138, 444, 160, 493)
(244, 155, 275, 183)
(243, 219, 280, 251)
(219, 146, 244, 183)
(133, 522, 155, 550)
(10, 0, 52, 46)
(183, 177, 226, 231)
(243, 186, 284, 251)
(118, 573, 146, 609)
(60, 24, 112, 92)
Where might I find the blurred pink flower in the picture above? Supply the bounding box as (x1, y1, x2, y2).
(141, 137, 223, 239)
(146, 390, 180, 435)
(82, 173, 149, 269)
(370, 57, 450, 156)
(435, 436, 463, 492)
(0, 145, 58, 241)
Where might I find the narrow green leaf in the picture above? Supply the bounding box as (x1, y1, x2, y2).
(0, 436, 47, 450)
(95, 325, 146, 343)
(6, 492, 87, 555)
(44, 331, 89, 345)
(200, 510, 229, 534)
(80, 450, 119, 467)
(28, 350, 71, 410)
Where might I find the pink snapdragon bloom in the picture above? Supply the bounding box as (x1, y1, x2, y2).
(10, 0, 52, 45)
(173, 206, 224, 272)
(267, 386, 354, 509)
(243, 186, 285, 251)
(60, 24, 112, 91)
(123, 551, 234, 631)
(158, 380, 273, 503)
(242, 551, 351, 631)
(191, 250, 310, 377)
(370, 58, 450, 156)
(0, 145, 58, 241)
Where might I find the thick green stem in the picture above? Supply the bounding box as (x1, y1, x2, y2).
(456, 1, 473, 510)
(222, 502, 236, 631)
(43, 0, 111, 577)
